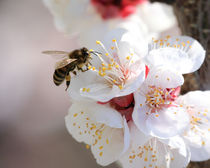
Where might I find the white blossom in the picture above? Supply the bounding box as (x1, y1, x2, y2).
(65, 100, 130, 166)
(176, 91, 210, 162)
(119, 122, 190, 168)
(133, 36, 206, 138)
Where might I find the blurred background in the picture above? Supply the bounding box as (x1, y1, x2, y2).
(0, 0, 118, 167)
(0, 0, 188, 168)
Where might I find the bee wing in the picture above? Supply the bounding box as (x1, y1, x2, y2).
(42, 50, 70, 60)
(55, 58, 77, 69)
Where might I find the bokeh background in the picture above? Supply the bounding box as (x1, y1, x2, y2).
(0, 0, 184, 168)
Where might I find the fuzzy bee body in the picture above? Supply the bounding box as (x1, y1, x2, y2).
(43, 47, 92, 91)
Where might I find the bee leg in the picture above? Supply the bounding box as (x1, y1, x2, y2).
(78, 67, 86, 72)
(65, 74, 71, 91)
(73, 71, 77, 75)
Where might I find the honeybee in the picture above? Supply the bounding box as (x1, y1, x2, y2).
(43, 47, 92, 91)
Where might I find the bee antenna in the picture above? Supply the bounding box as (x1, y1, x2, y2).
(90, 51, 102, 56)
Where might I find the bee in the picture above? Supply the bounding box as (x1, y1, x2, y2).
(43, 47, 92, 91)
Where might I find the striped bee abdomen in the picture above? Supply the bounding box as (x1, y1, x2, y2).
(53, 67, 67, 86)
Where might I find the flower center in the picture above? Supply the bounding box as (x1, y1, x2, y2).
(91, 0, 146, 19)
(98, 93, 134, 121)
(89, 40, 136, 90)
(146, 86, 180, 109)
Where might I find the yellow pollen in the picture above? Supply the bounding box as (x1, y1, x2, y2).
(177, 44, 180, 48)
(106, 139, 109, 144)
(96, 40, 101, 44)
(88, 66, 92, 70)
(98, 136, 102, 140)
(140, 104, 143, 107)
(102, 67, 106, 72)
(166, 35, 171, 39)
(167, 43, 170, 46)
(187, 41, 190, 44)
(112, 80, 116, 83)
(131, 53, 134, 56)
(167, 78, 170, 81)
(203, 113, 207, 116)
(86, 88, 90, 92)
(99, 146, 103, 150)
(144, 158, 148, 162)
(155, 114, 159, 117)
(89, 49, 93, 52)
(105, 53, 109, 56)
(173, 45, 176, 48)
(86, 117, 89, 120)
(189, 45, 192, 48)
(160, 42, 164, 46)
(92, 67, 96, 70)
(176, 38, 179, 41)
(181, 42, 186, 47)
(86, 144, 90, 149)
(202, 141, 205, 146)
(118, 85, 123, 90)
(115, 64, 119, 68)
(111, 46, 115, 50)
(73, 113, 78, 117)
(126, 56, 130, 60)
(99, 152, 103, 156)
(73, 123, 76, 126)
(112, 39, 116, 42)
(154, 40, 159, 43)
(82, 88, 86, 92)
(208, 128, 210, 131)
(101, 63, 105, 66)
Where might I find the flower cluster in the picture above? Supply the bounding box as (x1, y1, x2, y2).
(43, 1, 209, 167)
(64, 31, 209, 168)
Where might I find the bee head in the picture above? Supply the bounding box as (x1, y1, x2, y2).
(81, 47, 89, 57)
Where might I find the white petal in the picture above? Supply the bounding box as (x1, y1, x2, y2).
(44, 0, 93, 33)
(146, 66, 184, 88)
(138, 2, 176, 33)
(129, 121, 151, 146)
(146, 36, 206, 74)
(91, 117, 130, 166)
(123, 117, 130, 153)
(119, 136, 190, 168)
(80, 67, 145, 102)
(186, 130, 210, 162)
(65, 101, 129, 166)
(177, 91, 210, 161)
(88, 102, 124, 128)
(80, 81, 120, 102)
(132, 94, 151, 136)
(146, 106, 189, 138)
(68, 70, 99, 101)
